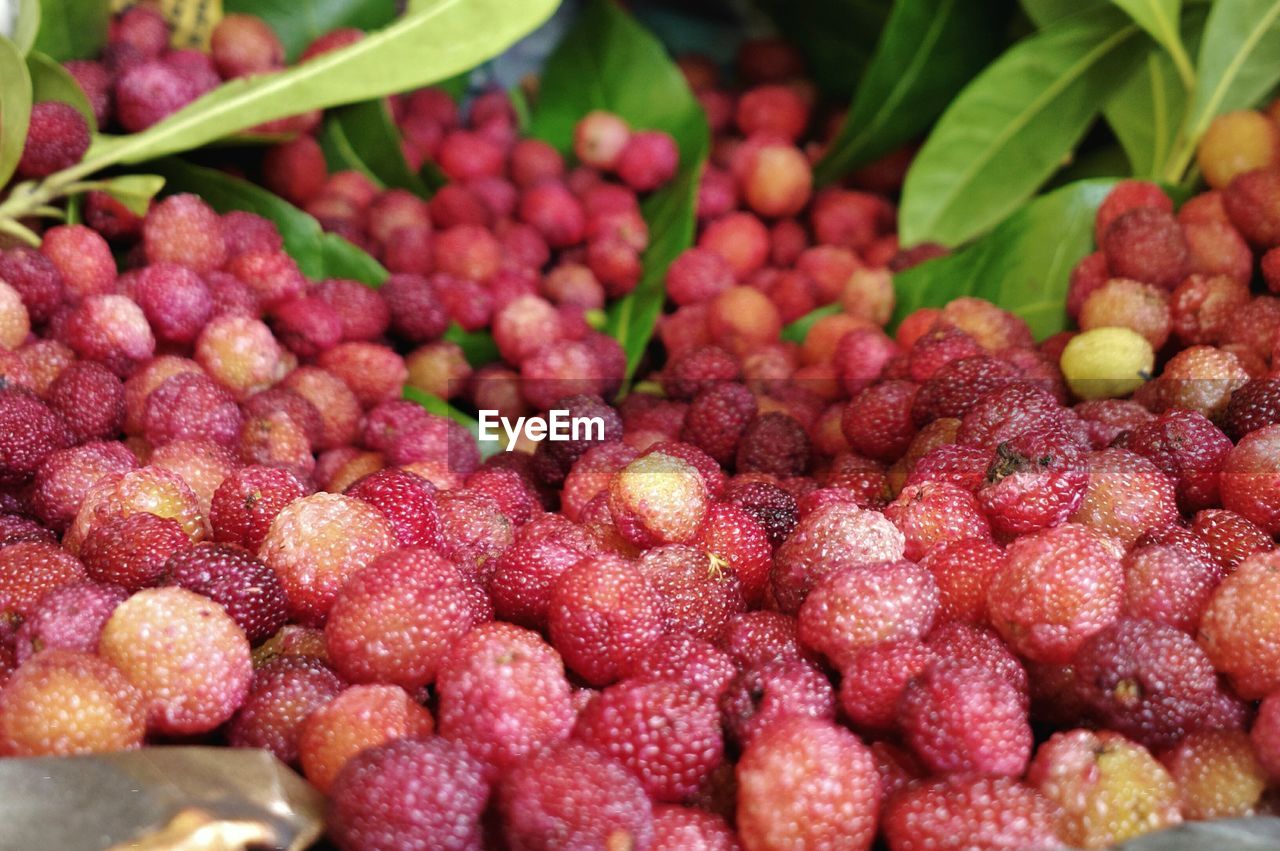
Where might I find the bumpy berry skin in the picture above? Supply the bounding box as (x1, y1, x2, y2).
(549, 554, 665, 685)
(12, 581, 126, 664)
(883, 775, 1061, 851)
(736, 717, 880, 851)
(0, 541, 88, 622)
(257, 493, 397, 625)
(80, 511, 191, 591)
(0, 390, 74, 485)
(723, 479, 798, 545)
(345, 468, 442, 550)
(721, 657, 836, 746)
(209, 465, 308, 553)
(1075, 618, 1219, 749)
(498, 742, 654, 851)
(436, 622, 575, 774)
(17, 102, 90, 179)
(1071, 448, 1180, 548)
(608, 450, 708, 548)
(797, 560, 938, 668)
(325, 547, 473, 689)
(1224, 377, 1280, 440)
(920, 537, 1005, 624)
(1249, 691, 1280, 780)
(164, 543, 288, 644)
(47, 361, 124, 444)
(328, 737, 489, 851)
(1198, 553, 1280, 699)
(489, 514, 596, 625)
(1163, 729, 1266, 820)
(574, 678, 723, 802)
(650, 805, 737, 851)
(629, 633, 736, 700)
(1219, 425, 1280, 534)
(899, 660, 1033, 777)
(977, 427, 1087, 537)
(1103, 207, 1189, 290)
(839, 639, 936, 732)
(987, 523, 1124, 664)
(298, 684, 434, 794)
(1028, 729, 1181, 848)
(1124, 409, 1233, 513)
(227, 656, 343, 764)
(0, 649, 145, 756)
(98, 586, 252, 735)
(1124, 544, 1223, 634)
(884, 481, 990, 559)
(772, 502, 905, 613)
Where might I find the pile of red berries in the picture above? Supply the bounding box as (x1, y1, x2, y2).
(7, 5, 1280, 850)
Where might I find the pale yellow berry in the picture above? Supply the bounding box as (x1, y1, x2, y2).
(1060, 327, 1154, 400)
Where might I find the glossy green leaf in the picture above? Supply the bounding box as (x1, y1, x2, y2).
(815, 0, 1010, 184)
(14, 0, 40, 54)
(1168, 0, 1280, 178)
(222, 0, 398, 62)
(1111, 0, 1183, 58)
(894, 179, 1116, 338)
(26, 50, 93, 125)
(150, 158, 387, 286)
(899, 6, 1138, 247)
(90, 174, 165, 216)
(32, 0, 108, 61)
(326, 99, 428, 194)
(530, 0, 709, 381)
(78, 0, 559, 173)
(1102, 3, 1207, 178)
(444, 325, 501, 367)
(318, 112, 385, 187)
(753, 0, 890, 97)
(0, 35, 33, 188)
(1021, 0, 1106, 26)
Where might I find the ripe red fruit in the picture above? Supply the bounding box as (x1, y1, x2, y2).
(883, 775, 1061, 851)
(735, 84, 809, 141)
(1095, 180, 1174, 244)
(497, 742, 654, 851)
(737, 717, 880, 851)
(772, 501, 905, 613)
(227, 656, 343, 764)
(209, 465, 308, 553)
(1070, 448, 1180, 548)
(128, 262, 214, 346)
(797, 560, 939, 668)
(899, 660, 1033, 776)
(919, 536, 1005, 624)
(1224, 377, 1280, 440)
(1124, 409, 1233, 513)
(17, 102, 91, 179)
(345, 467, 442, 550)
(1220, 424, 1280, 534)
(977, 426, 1088, 536)
(1075, 618, 1220, 748)
(142, 372, 242, 448)
(210, 13, 284, 78)
(1124, 543, 1223, 634)
(1191, 508, 1274, 571)
(164, 543, 287, 644)
(721, 656, 836, 746)
(616, 130, 679, 191)
(143, 194, 227, 273)
(574, 677, 724, 802)
(1199, 553, 1280, 699)
(45, 361, 123, 444)
(885, 481, 991, 559)
(987, 523, 1124, 663)
(629, 633, 737, 700)
(543, 555, 664, 686)
(80, 511, 190, 591)
(12, 581, 126, 664)
(1224, 168, 1280, 248)
(328, 737, 488, 851)
(325, 547, 473, 689)
(436, 622, 575, 773)
(1102, 207, 1190, 289)
(838, 639, 935, 731)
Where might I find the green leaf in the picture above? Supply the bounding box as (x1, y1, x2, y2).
(222, 0, 398, 62)
(1111, 0, 1182, 56)
(14, 0, 40, 55)
(77, 0, 560, 173)
(444, 325, 500, 367)
(1168, 0, 1280, 178)
(325, 99, 428, 194)
(26, 50, 93, 125)
(90, 174, 165, 216)
(1021, 0, 1106, 26)
(530, 0, 710, 382)
(899, 6, 1139, 247)
(318, 112, 386, 187)
(814, 0, 1011, 185)
(1102, 3, 1208, 178)
(0, 35, 33, 188)
(753, 0, 890, 97)
(402, 386, 498, 458)
(33, 0, 108, 61)
(781, 304, 840, 344)
(149, 158, 388, 286)
(894, 179, 1116, 338)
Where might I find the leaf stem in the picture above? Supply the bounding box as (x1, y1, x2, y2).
(0, 216, 41, 246)
(1166, 38, 1197, 92)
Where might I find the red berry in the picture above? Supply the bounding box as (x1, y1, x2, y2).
(165, 543, 287, 644)
(17, 102, 90, 179)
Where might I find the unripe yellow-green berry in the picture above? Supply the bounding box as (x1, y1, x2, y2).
(1060, 327, 1154, 400)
